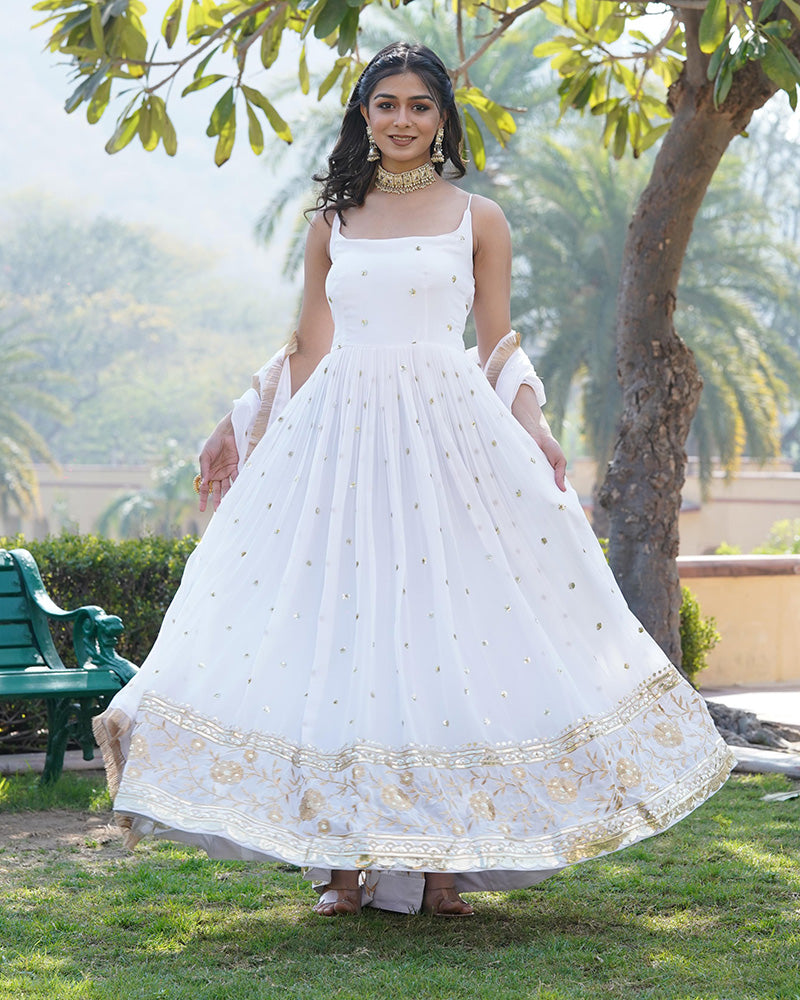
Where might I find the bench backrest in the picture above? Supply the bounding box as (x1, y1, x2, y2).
(0, 551, 64, 672)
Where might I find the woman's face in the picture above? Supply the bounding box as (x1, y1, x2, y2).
(361, 71, 443, 173)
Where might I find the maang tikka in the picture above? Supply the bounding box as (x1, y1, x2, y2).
(431, 125, 445, 164)
(365, 123, 380, 162)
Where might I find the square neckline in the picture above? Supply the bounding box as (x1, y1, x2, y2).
(333, 195, 473, 243)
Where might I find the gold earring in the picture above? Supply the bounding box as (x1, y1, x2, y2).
(431, 125, 445, 164)
(365, 124, 380, 162)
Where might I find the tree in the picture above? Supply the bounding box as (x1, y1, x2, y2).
(486, 136, 800, 511)
(96, 443, 201, 537)
(0, 199, 288, 464)
(27, 0, 800, 667)
(0, 316, 70, 520)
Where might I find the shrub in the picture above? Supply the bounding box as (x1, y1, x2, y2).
(0, 532, 199, 753)
(679, 585, 721, 687)
(752, 518, 800, 555)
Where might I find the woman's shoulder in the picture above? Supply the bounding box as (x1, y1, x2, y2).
(466, 191, 509, 228)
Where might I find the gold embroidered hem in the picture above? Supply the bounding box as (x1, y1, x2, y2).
(94, 676, 735, 872)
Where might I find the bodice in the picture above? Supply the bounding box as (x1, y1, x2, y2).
(326, 201, 475, 352)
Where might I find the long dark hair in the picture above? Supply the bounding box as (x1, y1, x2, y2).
(313, 42, 466, 222)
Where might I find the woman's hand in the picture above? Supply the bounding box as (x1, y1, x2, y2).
(511, 385, 567, 492)
(198, 412, 239, 511)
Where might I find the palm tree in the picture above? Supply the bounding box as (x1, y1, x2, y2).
(97, 445, 200, 538)
(0, 316, 70, 522)
(476, 134, 800, 525)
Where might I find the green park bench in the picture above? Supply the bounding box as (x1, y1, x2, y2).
(0, 547, 137, 784)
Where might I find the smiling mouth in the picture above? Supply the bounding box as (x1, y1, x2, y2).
(389, 135, 416, 142)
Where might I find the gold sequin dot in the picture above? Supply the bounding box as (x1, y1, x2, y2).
(451, 275, 457, 283)
(568, 582, 575, 589)
(541, 537, 548, 544)
(596, 622, 603, 630)
(410, 288, 416, 295)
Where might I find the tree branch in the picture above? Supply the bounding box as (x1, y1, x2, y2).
(454, 0, 547, 81)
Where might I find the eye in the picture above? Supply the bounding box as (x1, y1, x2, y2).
(376, 101, 395, 110)
(413, 104, 433, 113)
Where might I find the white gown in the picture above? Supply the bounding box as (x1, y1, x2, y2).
(95, 198, 735, 913)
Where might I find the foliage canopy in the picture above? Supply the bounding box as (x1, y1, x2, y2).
(30, 1, 800, 165)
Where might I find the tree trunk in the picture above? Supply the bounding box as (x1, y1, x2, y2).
(598, 9, 783, 667)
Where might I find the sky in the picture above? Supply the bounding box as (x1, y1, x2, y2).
(1, 6, 298, 295)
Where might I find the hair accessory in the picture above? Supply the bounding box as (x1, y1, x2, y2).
(431, 125, 445, 163)
(374, 161, 437, 194)
(365, 124, 380, 162)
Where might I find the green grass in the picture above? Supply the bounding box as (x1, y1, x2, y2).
(0, 773, 798, 999)
(0, 770, 111, 813)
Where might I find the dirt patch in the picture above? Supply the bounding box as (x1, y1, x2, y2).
(0, 809, 125, 854)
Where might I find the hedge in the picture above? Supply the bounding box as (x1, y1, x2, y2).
(0, 533, 199, 753)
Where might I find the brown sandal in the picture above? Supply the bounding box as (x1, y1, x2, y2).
(313, 886, 362, 917)
(421, 886, 474, 917)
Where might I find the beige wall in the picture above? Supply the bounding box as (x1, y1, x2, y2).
(1, 464, 211, 540)
(679, 556, 800, 687)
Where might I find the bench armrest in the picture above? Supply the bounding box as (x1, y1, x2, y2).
(10, 548, 138, 684)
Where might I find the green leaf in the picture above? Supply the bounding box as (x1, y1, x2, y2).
(707, 35, 730, 80)
(86, 77, 112, 124)
(757, 0, 782, 21)
(105, 108, 141, 154)
(462, 108, 485, 171)
(89, 3, 104, 50)
(337, 7, 358, 55)
(612, 113, 627, 159)
(214, 105, 236, 167)
(313, 0, 349, 39)
(245, 101, 264, 155)
(636, 121, 670, 154)
(64, 66, 107, 114)
(260, 8, 288, 69)
(699, 0, 728, 54)
(161, 108, 178, 156)
(182, 74, 226, 97)
(761, 37, 800, 90)
(299, 45, 310, 95)
(781, 0, 800, 21)
(533, 36, 576, 58)
(241, 85, 292, 143)
(206, 86, 234, 138)
(317, 57, 347, 100)
(713, 62, 734, 106)
(187, 0, 205, 40)
(138, 101, 159, 152)
(194, 45, 220, 79)
(161, 0, 182, 48)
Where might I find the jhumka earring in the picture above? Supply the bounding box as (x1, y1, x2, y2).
(431, 125, 445, 164)
(365, 124, 380, 162)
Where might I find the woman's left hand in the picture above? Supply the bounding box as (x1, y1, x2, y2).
(511, 384, 567, 492)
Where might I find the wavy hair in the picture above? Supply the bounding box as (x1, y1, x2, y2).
(313, 42, 466, 222)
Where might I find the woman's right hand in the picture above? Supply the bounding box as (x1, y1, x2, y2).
(198, 412, 239, 512)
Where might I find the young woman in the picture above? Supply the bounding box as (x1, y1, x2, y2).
(94, 42, 735, 919)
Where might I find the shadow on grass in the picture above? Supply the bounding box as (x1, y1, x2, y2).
(1, 774, 799, 999)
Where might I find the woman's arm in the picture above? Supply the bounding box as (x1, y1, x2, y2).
(472, 196, 567, 492)
(290, 211, 335, 396)
(198, 214, 335, 511)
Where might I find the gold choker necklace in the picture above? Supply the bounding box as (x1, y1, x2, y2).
(374, 161, 437, 194)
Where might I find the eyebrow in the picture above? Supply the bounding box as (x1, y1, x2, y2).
(372, 92, 435, 101)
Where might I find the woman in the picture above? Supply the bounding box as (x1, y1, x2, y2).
(94, 42, 735, 919)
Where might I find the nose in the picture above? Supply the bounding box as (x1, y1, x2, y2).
(393, 107, 410, 127)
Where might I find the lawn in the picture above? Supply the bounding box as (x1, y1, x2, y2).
(0, 771, 798, 1000)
